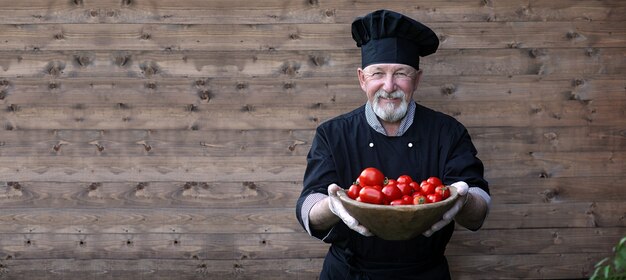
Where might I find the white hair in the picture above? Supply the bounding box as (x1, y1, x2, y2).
(371, 89, 409, 122)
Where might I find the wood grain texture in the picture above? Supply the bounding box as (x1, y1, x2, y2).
(0, 0, 624, 24)
(0, 0, 624, 279)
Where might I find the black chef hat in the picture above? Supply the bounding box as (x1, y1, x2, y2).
(351, 9, 439, 70)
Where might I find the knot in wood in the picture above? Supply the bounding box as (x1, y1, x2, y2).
(309, 54, 329, 67)
(144, 82, 156, 90)
(242, 181, 257, 190)
(240, 104, 254, 112)
(566, 31, 580, 40)
(88, 182, 101, 191)
(7, 182, 21, 190)
(236, 82, 248, 90)
(7, 104, 19, 112)
(136, 182, 147, 190)
(280, 61, 301, 76)
(114, 54, 131, 67)
(198, 90, 213, 102)
(45, 61, 66, 77)
(572, 79, 585, 87)
(140, 61, 160, 77)
(528, 49, 546, 58)
(441, 84, 457, 95)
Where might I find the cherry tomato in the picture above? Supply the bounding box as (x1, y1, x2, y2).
(426, 193, 443, 203)
(435, 185, 450, 200)
(402, 195, 413, 204)
(409, 181, 420, 192)
(427, 176, 443, 187)
(385, 179, 398, 188)
(420, 181, 436, 195)
(382, 186, 404, 201)
(390, 199, 411, 206)
(413, 194, 427, 205)
(396, 183, 413, 196)
(347, 184, 361, 200)
(358, 167, 385, 187)
(358, 187, 384, 205)
(397, 175, 413, 184)
(382, 185, 403, 202)
(362, 185, 382, 191)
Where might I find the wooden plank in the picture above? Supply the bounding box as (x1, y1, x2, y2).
(0, 0, 624, 24)
(0, 232, 328, 260)
(0, 125, 624, 159)
(0, 253, 606, 280)
(447, 227, 623, 256)
(0, 48, 624, 78)
(0, 181, 303, 208)
(2, 98, 625, 130)
(0, 129, 315, 157)
(483, 150, 626, 179)
(487, 177, 626, 204)
(0, 258, 327, 280)
(0, 207, 303, 234)
(0, 200, 622, 235)
(0, 228, 617, 260)
(448, 253, 605, 279)
(484, 201, 626, 229)
(1, 22, 623, 51)
(1, 75, 624, 106)
(0, 152, 624, 182)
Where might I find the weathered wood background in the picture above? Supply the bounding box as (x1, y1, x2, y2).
(0, 0, 624, 279)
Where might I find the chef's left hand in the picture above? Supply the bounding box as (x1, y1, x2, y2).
(423, 181, 469, 237)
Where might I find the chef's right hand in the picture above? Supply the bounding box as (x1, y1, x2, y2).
(328, 184, 373, 237)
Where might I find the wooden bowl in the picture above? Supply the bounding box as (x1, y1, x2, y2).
(336, 186, 459, 240)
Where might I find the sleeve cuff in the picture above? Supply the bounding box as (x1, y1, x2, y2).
(300, 192, 328, 236)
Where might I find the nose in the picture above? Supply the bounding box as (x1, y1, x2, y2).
(382, 74, 397, 93)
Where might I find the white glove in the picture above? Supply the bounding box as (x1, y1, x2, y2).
(423, 181, 469, 237)
(327, 184, 373, 236)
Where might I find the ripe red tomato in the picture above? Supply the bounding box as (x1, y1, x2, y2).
(390, 198, 410, 206)
(402, 195, 413, 204)
(435, 185, 450, 199)
(358, 167, 385, 187)
(347, 184, 361, 200)
(381, 185, 403, 202)
(358, 187, 384, 205)
(409, 181, 420, 192)
(362, 185, 382, 191)
(413, 194, 427, 205)
(396, 183, 413, 196)
(385, 179, 398, 187)
(426, 193, 443, 203)
(427, 176, 443, 187)
(420, 181, 436, 195)
(397, 175, 413, 184)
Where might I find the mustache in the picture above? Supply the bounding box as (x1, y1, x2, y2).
(375, 90, 405, 100)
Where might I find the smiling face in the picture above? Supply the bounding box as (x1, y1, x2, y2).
(357, 63, 422, 123)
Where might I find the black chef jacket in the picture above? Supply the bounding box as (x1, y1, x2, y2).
(296, 102, 489, 279)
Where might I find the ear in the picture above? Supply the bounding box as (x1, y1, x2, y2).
(357, 68, 367, 92)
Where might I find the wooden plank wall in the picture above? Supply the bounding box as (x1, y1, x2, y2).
(0, 0, 624, 279)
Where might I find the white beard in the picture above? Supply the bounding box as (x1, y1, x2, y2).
(371, 89, 409, 122)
